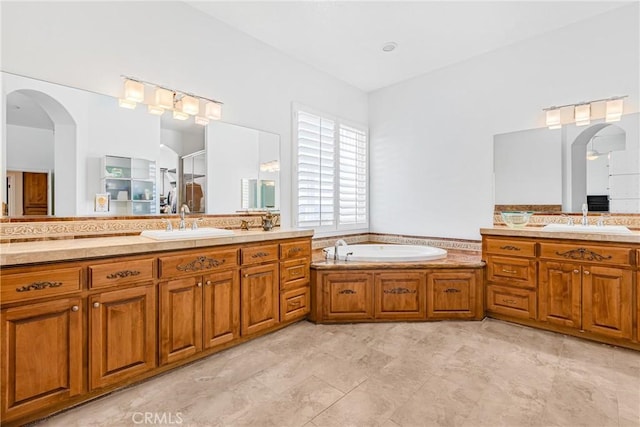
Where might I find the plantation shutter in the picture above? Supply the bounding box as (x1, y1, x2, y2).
(296, 110, 335, 228)
(339, 124, 367, 225)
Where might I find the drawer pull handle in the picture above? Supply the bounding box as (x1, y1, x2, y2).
(197, 282, 203, 287)
(71, 305, 79, 312)
(501, 269, 518, 274)
(244, 274, 249, 278)
(93, 302, 101, 308)
(384, 287, 416, 294)
(251, 252, 269, 258)
(555, 248, 612, 262)
(206, 280, 212, 286)
(338, 289, 356, 295)
(106, 270, 141, 280)
(288, 247, 303, 256)
(177, 256, 225, 272)
(502, 299, 517, 304)
(16, 281, 63, 293)
(584, 270, 590, 275)
(499, 245, 521, 251)
(573, 269, 580, 274)
(289, 301, 301, 307)
(444, 288, 461, 293)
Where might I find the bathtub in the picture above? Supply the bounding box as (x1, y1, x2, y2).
(323, 244, 447, 262)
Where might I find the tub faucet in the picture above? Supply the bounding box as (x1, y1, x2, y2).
(581, 203, 589, 226)
(179, 204, 190, 230)
(334, 239, 348, 261)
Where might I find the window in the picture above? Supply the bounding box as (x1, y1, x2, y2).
(294, 105, 368, 232)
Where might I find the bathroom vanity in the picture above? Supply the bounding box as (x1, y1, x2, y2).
(0, 230, 312, 426)
(482, 227, 640, 351)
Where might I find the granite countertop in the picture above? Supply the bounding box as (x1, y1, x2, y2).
(311, 249, 483, 269)
(480, 226, 640, 244)
(0, 228, 314, 266)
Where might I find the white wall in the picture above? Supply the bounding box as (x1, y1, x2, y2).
(369, 4, 639, 240)
(1, 1, 368, 225)
(6, 124, 54, 171)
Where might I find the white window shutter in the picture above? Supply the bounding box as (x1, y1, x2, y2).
(339, 124, 367, 225)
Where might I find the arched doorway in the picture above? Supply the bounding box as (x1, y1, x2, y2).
(4, 89, 76, 216)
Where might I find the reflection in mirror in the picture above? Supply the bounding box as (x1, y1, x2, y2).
(207, 121, 280, 214)
(2, 72, 280, 217)
(182, 150, 206, 213)
(494, 113, 639, 213)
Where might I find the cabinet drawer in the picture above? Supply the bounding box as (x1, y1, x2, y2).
(485, 238, 536, 257)
(241, 244, 279, 265)
(159, 249, 238, 278)
(486, 284, 536, 320)
(1, 267, 82, 303)
(280, 286, 310, 322)
(280, 240, 311, 260)
(539, 243, 631, 266)
(280, 259, 310, 290)
(486, 256, 536, 288)
(89, 258, 155, 289)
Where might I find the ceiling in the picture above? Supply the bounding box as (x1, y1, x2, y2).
(188, 1, 630, 92)
(6, 91, 54, 130)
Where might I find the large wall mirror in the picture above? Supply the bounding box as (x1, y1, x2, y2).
(2, 72, 280, 217)
(493, 112, 639, 213)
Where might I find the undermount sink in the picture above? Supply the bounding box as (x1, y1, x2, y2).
(541, 224, 632, 234)
(140, 228, 235, 240)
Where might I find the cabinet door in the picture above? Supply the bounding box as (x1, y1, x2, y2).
(539, 262, 581, 328)
(637, 271, 640, 342)
(322, 272, 374, 320)
(90, 285, 156, 389)
(241, 263, 279, 336)
(160, 277, 203, 365)
(582, 266, 632, 340)
(203, 270, 239, 349)
(375, 272, 425, 320)
(427, 271, 477, 319)
(1, 298, 82, 422)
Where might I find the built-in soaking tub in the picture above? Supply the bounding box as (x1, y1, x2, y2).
(323, 244, 447, 262)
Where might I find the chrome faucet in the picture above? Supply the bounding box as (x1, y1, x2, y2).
(179, 204, 190, 230)
(334, 239, 348, 261)
(581, 203, 589, 226)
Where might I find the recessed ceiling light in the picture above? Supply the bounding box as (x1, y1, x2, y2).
(382, 42, 397, 52)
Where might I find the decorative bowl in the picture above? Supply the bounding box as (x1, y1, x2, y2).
(500, 211, 533, 228)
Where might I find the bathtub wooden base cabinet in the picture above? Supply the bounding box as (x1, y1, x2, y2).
(0, 235, 312, 427)
(310, 268, 483, 323)
(482, 234, 639, 351)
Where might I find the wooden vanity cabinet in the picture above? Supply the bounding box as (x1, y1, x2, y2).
(279, 239, 312, 322)
(483, 234, 638, 349)
(240, 244, 280, 336)
(484, 238, 537, 320)
(158, 249, 240, 364)
(1, 297, 83, 422)
(89, 285, 156, 389)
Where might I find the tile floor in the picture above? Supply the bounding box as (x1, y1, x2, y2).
(38, 319, 640, 427)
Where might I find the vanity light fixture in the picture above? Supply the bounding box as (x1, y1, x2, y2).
(119, 75, 223, 123)
(545, 108, 562, 129)
(194, 116, 209, 126)
(574, 103, 591, 126)
(172, 110, 189, 121)
(542, 95, 626, 128)
(118, 98, 137, 109)
(605, 97, 624, 122)
(147, 105, 165, 116)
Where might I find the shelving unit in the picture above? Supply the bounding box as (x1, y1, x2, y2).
(102, 155, 156, 215)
